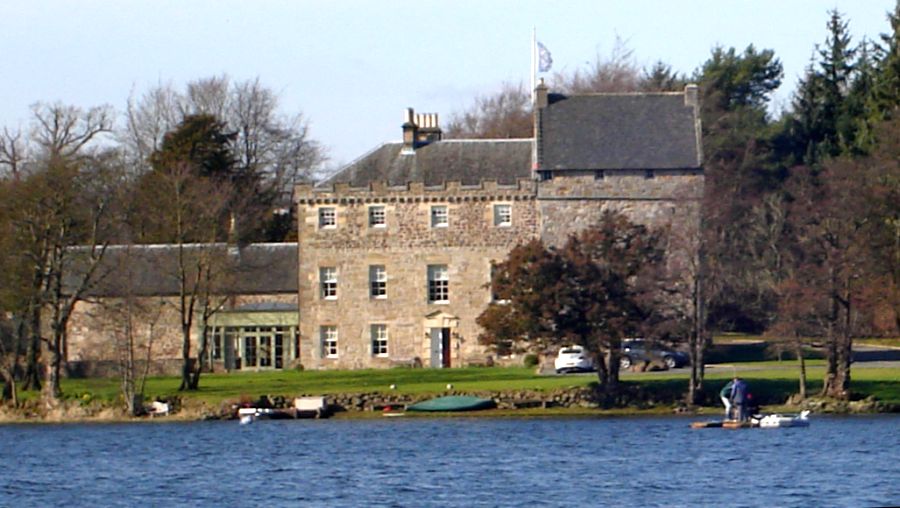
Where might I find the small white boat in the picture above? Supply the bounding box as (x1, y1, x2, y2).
(754, 410, 811, 428)
(237, 407, 262, 425)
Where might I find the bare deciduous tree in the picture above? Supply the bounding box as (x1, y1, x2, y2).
(123, 75, 325, 203)
(30, 102, 113, 160)
(101, 247, 165, 415)
(132, 159, 233, 390)
(0, 128, 27, 180)
(554, 37, 644, 94)
(445, 82, 533, 139)
(0, 104, 117, 405)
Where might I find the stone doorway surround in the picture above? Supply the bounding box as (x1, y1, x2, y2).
(424, 310, 459, 368)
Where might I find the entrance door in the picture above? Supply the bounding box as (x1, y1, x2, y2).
(429, 328, 451, 368)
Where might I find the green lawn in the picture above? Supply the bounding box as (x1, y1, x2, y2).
(42, 361, 900, 408)
(57, 367, 593, 405)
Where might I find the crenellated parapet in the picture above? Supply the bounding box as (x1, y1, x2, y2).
(296, 177, 536, 205)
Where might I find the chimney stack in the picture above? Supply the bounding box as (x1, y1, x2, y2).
(401, 108, 418, 154)
(414, 112, 442, 144)
(532, 79, 549, 174)
(401, 108, 442, 154)
(534, 79, 549, 110)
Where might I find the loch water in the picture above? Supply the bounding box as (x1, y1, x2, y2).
(1, 415, 897, 507)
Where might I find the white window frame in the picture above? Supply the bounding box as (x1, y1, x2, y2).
(368, 205, 386, 228)
(369, 265, 387, 299)
(318, 207, 336, 229)
(430, 205, 448, 228)
(427, 264, 449, 303)
(371, 324, 388, 357)
(321, 326, 338, 358)
(493, 203, 512, 227)
(320, 267, 338, 300)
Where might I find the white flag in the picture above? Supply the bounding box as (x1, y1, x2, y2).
(537, 41, 553, 72)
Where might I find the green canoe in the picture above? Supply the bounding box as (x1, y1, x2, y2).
(406, 396, 496, 412)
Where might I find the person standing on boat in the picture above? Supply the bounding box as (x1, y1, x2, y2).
(720, 377, 749, 421)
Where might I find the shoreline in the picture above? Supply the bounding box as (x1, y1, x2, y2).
(1, 399, 895, 425)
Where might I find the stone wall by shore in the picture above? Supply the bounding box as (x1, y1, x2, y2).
(1, 388, 895, 424)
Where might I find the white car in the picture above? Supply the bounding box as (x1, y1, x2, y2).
(554, 345, 594, 374)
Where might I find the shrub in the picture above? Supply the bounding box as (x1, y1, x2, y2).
(523, 354, 539, 368)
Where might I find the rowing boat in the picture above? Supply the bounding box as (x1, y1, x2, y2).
(406, 396, 495, 412)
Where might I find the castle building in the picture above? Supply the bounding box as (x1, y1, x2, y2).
(294, 84, 704, 369)
(62, 84, 702, 374)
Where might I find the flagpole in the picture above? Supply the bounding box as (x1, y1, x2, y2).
(531, 27, 537, 173)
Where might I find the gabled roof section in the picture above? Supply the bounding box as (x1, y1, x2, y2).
(67, 243, 298, 297)
(320, 139, 532, 188)
(541, 92, 701, 170)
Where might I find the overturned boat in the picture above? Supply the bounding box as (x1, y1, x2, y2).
(406, 396, 495, 412)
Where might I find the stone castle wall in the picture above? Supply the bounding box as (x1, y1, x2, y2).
(537, 169, 704, 247)
(295, 180, 539, 369)
(295, 168, 703, 370)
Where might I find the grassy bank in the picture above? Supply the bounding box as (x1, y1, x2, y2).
(13, 362, 895, 413)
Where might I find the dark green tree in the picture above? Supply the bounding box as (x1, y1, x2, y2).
(138, 115, 236, 244)
(787, 9, 866, 163)
(641, 61, 687, 92)
(872, 1, 900, 117)
(697, 44, 782, 113)
(846, 39, 880, 155)
(149, 114, 235, 181)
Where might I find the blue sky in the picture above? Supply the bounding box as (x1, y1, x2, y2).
(1, 1, 895, 167)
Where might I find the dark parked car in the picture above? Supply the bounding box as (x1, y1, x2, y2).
(619, 339, 689, 370)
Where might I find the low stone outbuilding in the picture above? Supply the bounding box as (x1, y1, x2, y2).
(65, 243, 299, 376)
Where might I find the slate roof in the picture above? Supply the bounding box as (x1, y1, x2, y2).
(68, 243, 298, 297)
(540, 93, 701, 170)
(319, 90, 700, 187)
(320, 139, 532, 188)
